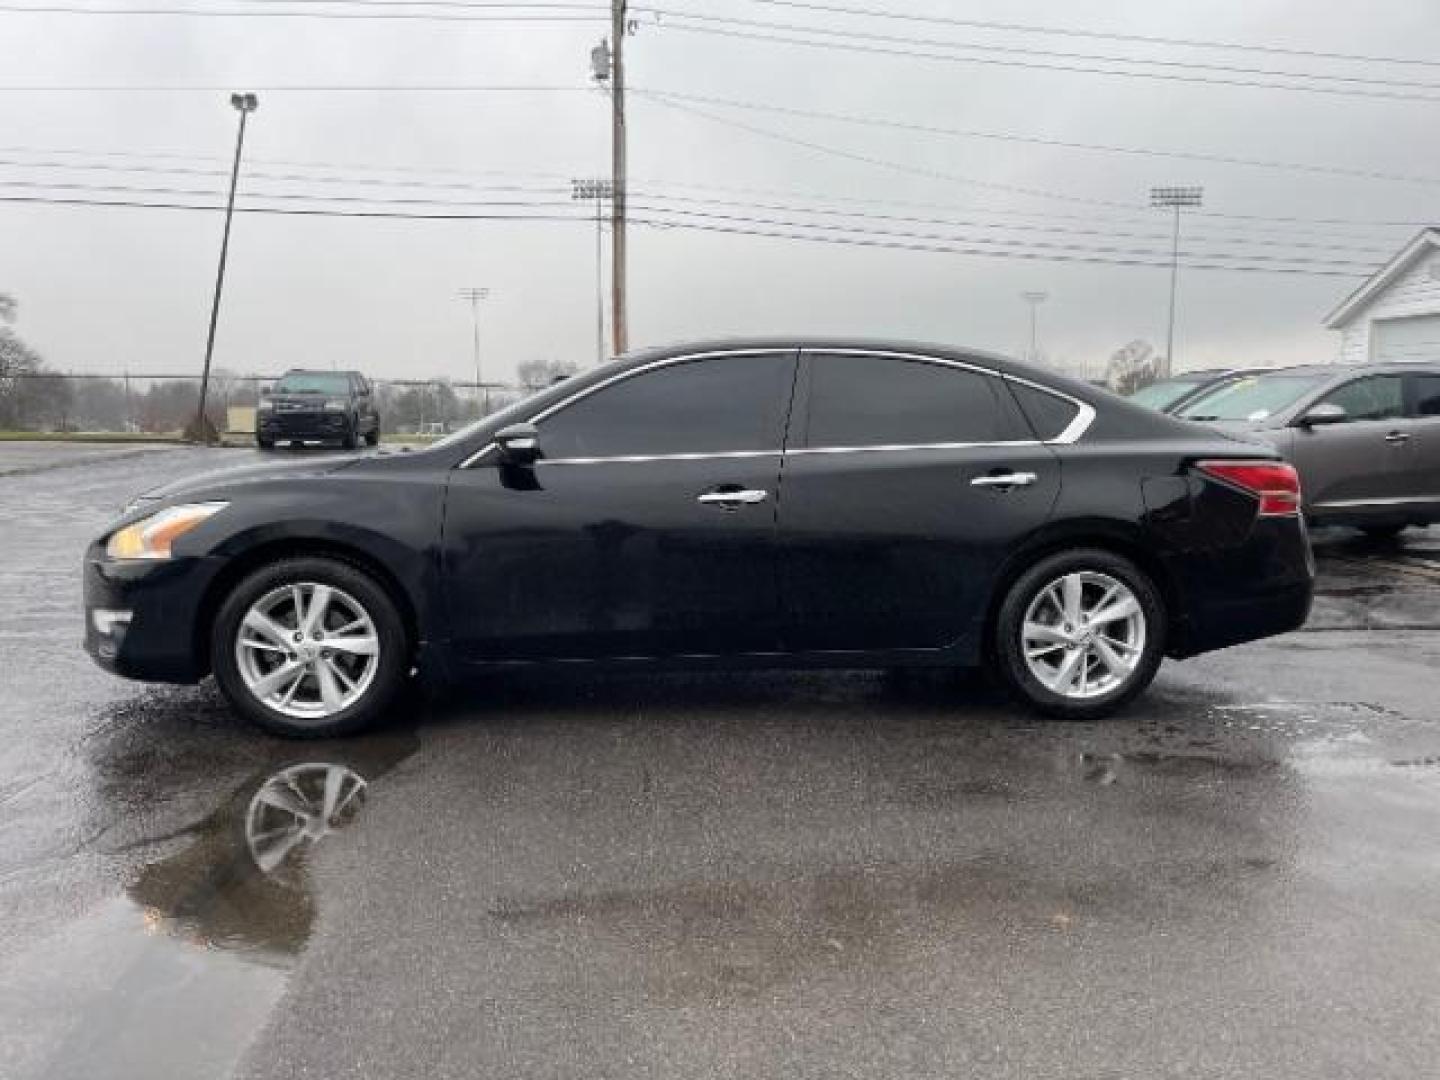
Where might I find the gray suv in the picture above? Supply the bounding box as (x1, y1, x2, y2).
(1176, 363, 1440, 538)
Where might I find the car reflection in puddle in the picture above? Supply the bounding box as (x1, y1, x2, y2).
(127, 741, 413, 961)
(126, 761, 372, 959)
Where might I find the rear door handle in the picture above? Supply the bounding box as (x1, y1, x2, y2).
(1384, 431, 1411, 444)
(970, 472, 1039, 489)
(697, 489, 768, 506)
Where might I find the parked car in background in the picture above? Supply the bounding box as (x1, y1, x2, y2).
(257, 370, 380, 450)
(1125, 368, 1268, 414)
(85, 339, 1312, 736)
(1176, 363, 1440, 538)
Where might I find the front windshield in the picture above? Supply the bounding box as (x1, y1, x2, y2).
(1177, 373, 1328, 422)
(272, 372, 351, 395)
(1127, 379, 1203, 411)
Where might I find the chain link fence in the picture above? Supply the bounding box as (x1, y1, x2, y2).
(0, 371, 530, 440)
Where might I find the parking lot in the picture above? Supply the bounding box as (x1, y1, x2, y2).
(2, 442, 1440, 1079)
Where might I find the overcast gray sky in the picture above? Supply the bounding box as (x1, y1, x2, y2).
(2, 0, 1438, 384)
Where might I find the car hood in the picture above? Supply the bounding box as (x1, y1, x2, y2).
(124, 454, 362, 512)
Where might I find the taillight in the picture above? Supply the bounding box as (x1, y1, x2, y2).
(1196, 460, 1301, 517)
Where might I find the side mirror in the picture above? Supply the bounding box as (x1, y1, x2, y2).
(495, 422, 541, 465)
(1298, 402, 1347, 428)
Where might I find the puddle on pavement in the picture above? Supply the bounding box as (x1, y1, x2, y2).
(1, 721, 418, 1080)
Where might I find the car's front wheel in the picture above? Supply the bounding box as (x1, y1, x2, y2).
(992, 548, 1165, 720)
(212, 557, 408, 737)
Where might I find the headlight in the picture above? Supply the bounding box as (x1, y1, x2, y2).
(105, 502, 228, 560)
(257, 398, 275, 412)
(323, 398, 347, 411)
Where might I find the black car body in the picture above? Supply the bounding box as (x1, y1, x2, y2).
(85, 339, 1314, 736)
(257, 370, 380, 449)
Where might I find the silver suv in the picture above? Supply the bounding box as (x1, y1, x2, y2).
(1176, 364, 1440, 539)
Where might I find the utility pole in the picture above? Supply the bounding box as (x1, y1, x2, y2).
(606, 0, 629, 355)
(571, 178, 612, 364)
(193, 92, 257, 444)
(457, 287, 490, 416)
(1150, 186, 1203, 379)
(1020, 291, 1048, 365)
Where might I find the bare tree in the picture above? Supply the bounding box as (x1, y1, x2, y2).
(1105, 340, 1160, 395)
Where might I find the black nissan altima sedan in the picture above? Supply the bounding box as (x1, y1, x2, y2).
(84, 339, 1314, 737)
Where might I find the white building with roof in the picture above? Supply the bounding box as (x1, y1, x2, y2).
(1324, 227, 1440, 364)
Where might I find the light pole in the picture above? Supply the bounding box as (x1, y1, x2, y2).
(193, 91, 257, 443)
(457, 287, 490, 416)
(572, 178, 612, 365)
(1151, 185, 1203, 379)
(1020, 291, 1048, 365)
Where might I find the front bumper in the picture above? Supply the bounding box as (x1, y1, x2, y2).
(83, 543, 226, 682)
(258, 410, 349, 442)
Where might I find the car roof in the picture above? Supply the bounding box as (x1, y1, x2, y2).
(279, 368, 366, 377)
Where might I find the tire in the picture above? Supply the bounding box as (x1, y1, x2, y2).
(992, 548, 1166, 721)
(1360, 524, 1406, 541)
(211, 556, 409, 738)
(364, 419, 380, 447)
(341, 419, 359, 450)
(256, 434, 275, 450)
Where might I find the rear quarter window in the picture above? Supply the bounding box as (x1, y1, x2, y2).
(1006, 381, 1082, 440)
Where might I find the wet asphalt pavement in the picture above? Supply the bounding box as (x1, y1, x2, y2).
(2, 443, 1440, 1079)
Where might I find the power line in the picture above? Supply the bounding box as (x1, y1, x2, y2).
(0, 188, 1380, 275)
(721, 0, 1440, 71)
(641, 91, 1139, 211)
(640, 7, 1440, 96)
(647, 19, 1440, 104)
(0, 173, 1391, 257)
(637, 88, 1440, 188)
(640, 94, 1433, 235)
(0, 166, 1396, 255)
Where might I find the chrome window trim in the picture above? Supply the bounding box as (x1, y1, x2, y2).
(789, 439, 1041, 457)
(458, 345, 1097, 468)
(458, 348, 790, 469)
(540, 449, 778, 467)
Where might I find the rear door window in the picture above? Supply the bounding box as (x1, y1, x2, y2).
(799, 353, 1030, 448)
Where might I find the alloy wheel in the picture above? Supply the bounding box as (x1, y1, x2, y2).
(234, 581, 381, 721)
(1020, 570, 1146, 700)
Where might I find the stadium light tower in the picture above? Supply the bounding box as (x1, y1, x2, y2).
(1150, 185, 1203, 379)
(571, 178, 612, 365)
(1020, 291, 1048, 365)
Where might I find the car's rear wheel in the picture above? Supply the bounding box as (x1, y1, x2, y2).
(212, 557, 408, 737)
(993, 548, 1165, 720)
(364, 420, 380, 447)
(341, 420, 359, 450)
(256, 434, 275, 450)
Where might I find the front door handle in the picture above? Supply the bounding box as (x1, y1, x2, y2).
(970, 472, 1039, 489)
(697, 488, 768, 507)
(1384, 431, 1411, 444)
